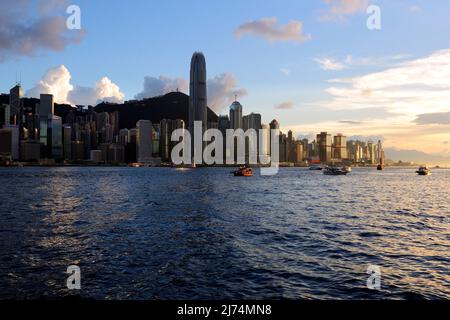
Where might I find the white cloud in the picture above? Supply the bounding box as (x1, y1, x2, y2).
(234, 17, 311, 43)
(134, 76, 188, 100)
(321, 0, 369, 21)
(27, 65, 74, 104)
(410, 5, 421, 13)
(322, 49, 450, 116)
(314, 58, 345, 71)
(280, 68, 291, 76)
(27, 65, 124, 106)
(208, 73, 248, 113)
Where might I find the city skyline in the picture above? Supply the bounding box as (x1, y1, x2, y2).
(1, 0, 450, 159)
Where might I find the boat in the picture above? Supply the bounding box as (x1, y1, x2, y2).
(416, 166, 431, 176)
(323, 166, 349, 176)
(233, 166, 253, 177)
(309, 165, 323, 171)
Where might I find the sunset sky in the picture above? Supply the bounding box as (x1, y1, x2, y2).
(1, 0, 450, 158)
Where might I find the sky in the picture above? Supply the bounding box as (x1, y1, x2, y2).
(1, 0, 450, 158)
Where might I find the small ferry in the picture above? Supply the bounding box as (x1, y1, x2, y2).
(233, 166, 253, 177)
(416, 166, 431, 176)
(309, 165, 323, 171)
(323, 166, 350, 176)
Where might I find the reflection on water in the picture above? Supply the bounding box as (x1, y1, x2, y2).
(0, 167, 449, 299)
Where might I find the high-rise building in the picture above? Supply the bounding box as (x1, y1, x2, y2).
(317, 132, 332, 163)
(0, 125, 19, 160)
(63, 125, 72, 161)
(218, 115, 230, 136)
(38, 94, 54, 152)
(269, 119, 280, 157)
(230, 101, 243, 130)
(260, 124, 270, 162)
(48, 115, 62, 160)
(333, 134, 348, 160)
(136, 120, 153, 163)
(189, 52, 207, 163)
(9, 84, 23, 126)
(0, 104, 10, 127)
(160, 119, 185, 163)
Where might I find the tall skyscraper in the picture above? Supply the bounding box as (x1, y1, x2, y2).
(9, 84, 23, 126)
(0, 104, 10, 127)
(333, 134, 348, 160)
(48, 115, 63, 160)
(189, 52, 207, 163)
(230, 101, 243, 130)
(63, 125, 72, 161)
(136, 120, 153, 163)
(317, 132, 332, 163)
(39, 94, 54, 149)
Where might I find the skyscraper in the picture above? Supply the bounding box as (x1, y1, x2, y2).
(136, 120, 153, 163)
(48, 115, 63, 160)
(317, 132, 332, 163)
(333, 134, 348, 160)
(9, 84, 23, 126)
(230, 101, 243, 130)
(39, 94, 54, 149)
(189, 52, 207, 163)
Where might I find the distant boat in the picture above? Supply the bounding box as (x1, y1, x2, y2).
(323, 166, 350, 176)
(309, 165, 323, 171)
(416, 166, 431, 176)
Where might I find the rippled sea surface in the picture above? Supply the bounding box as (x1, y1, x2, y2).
(0, 167, 449, 300)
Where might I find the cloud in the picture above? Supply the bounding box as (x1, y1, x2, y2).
(415, 112, 450, 125)
(321, 0, 369, 21)
(208, 73, 248, 113)
(134, 76, 188, 100)
(314, 58, 345, 71)
(410, 5, 421, 13)
(27, 65, 124, 106)
(0, 0, 85, 62)
(134, 73, 247, 113)
(280, 68, 291, 76)
(321, 49, 450, 116)
(275, 101, 295, 110)
(339, 120, 364, 125)
(234, 17, 310, 43)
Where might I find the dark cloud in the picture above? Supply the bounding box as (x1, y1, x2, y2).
(415, 112, 450, 125)
(0, 0, 85, 62)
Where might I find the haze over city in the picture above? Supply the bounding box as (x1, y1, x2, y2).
(1, 0, 450, 164)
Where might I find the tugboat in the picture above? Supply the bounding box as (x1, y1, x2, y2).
(323, 166, 350, 175)
(416, 166, 431, 176)
(233, 166, 253, 177)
